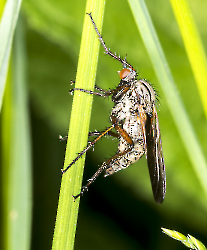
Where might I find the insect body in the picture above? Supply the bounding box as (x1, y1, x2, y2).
(62, 13, 166, 204)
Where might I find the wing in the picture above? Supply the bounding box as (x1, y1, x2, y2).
(145, 106, 166, 204)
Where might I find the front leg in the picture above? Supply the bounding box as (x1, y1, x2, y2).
(70, 84, 112, 97)
(70, 81, 132, 99)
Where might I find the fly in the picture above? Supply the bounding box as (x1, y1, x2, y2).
(62, 13, 166, 204)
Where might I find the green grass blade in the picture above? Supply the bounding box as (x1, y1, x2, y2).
(162, 228, 207, 250)
(1, 16, 32, 250)
(128, 0, 207, 196)
(162, 228, 193, 248)
(170, 0, 207, 118)
(1, 60, 12, 250)
(52, 1, 105, 250)
(0, 0, 22, 111)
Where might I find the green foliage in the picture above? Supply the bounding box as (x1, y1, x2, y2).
(0, 0, 22, 110)
(52, 1, 105, 249)
(170, 0, 207, 118)
(1, 0, 207, 249)
(0, 1, 32, 250)
(128, 0, 207, 197)
(162, 228, 206, 250)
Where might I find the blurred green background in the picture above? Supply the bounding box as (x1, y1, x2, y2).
(1, 0, 207, 249)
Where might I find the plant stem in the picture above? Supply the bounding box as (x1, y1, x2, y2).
(52, 1, 105, 249)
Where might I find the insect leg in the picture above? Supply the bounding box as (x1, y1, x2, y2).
(70, 87, 108, 97)
(73, 114, 143, 199)
(59, 130, 119, 144)
(89, 130, 119, 138)
(61, 125, 115, 174)
(70, 83, 107, 93)
(87, 13, 133, 69)
(71, 82, 132, 102)
(69, 82, 115, 97)
(111, 114, 134, 146)
(73, 147, 132, 200)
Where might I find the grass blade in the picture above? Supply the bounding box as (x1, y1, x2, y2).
(52, 1, 105, 249)
(0, 0, 22, 111)
(128, 0, 207, 196)
(1, 16, 32, 250)
(170, 0, 207, 118)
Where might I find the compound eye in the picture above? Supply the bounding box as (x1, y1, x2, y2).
(119, 68, 131, 79)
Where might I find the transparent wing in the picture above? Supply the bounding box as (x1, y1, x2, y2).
(145, 106, 166, 204)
